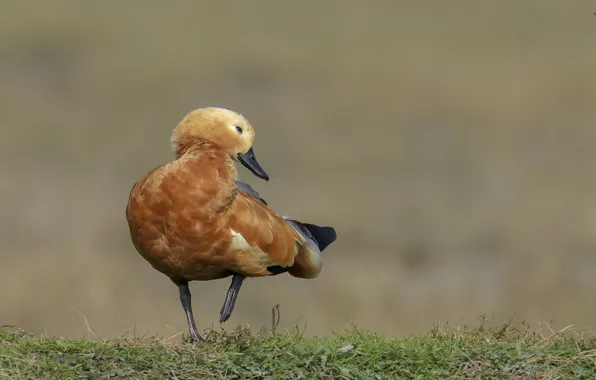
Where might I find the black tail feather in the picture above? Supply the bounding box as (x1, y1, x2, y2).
(286, 220, 336, 252)
(302, 223, 336, 251)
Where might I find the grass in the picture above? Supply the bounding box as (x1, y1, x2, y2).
(1, 317, 595, 379)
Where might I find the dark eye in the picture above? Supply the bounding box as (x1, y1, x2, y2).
(235, 126, 243, 134)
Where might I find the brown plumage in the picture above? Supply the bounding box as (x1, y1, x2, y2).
(125, 107, 337, 342)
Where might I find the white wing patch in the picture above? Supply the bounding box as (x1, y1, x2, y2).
(229, 228, 284, 267)
(229, 228, 252, 251)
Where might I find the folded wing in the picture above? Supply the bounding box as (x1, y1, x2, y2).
(230, 181, 337, 279)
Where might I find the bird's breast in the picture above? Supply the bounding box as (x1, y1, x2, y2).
(126, 159, 238, 281)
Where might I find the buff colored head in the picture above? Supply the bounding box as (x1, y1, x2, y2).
(170, 107, 269, 180)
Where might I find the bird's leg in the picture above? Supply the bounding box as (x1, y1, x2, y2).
(175, 281, 203, 343)
(219, 273, 245, 323)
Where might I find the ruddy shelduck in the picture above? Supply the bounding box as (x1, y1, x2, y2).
(125, 107, 337, 342)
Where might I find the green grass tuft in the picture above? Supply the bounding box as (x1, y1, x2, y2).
(1, 320, 595, 379)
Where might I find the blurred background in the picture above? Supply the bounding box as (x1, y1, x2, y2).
(1, 1, 596, 340)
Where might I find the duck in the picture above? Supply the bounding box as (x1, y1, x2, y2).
(125, 107, 337, 342)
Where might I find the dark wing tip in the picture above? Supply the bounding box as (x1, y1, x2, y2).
(236, 180, 268, 205)
(266, 265, 288, 276)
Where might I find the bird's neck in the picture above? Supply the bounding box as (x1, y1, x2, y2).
(176, 145, 239, 214)
(172, 136, 218, 159)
